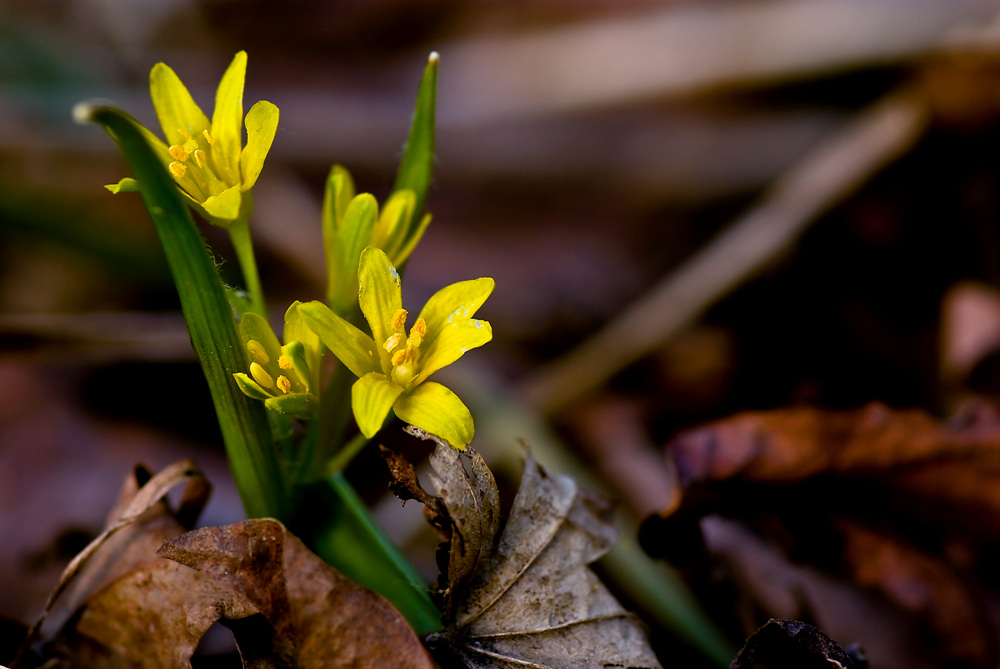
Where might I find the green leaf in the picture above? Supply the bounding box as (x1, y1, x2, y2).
(358, 247, 402, 371)
(299, 300, 380, 379)
(78, 103, 288, 520)
(393, 52, 437, 222)
(149, 62, 210, 148)
(241, 100, 279, 190)
(394, 381, 474, 449)
(352, 372, 403, 438)
(210, 50, 247, 185)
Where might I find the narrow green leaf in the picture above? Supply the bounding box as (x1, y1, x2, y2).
(393, 52, 437, 222)
(77, 103, 288, 520)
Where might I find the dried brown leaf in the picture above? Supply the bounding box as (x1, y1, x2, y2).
(649, 402, 1000, 668)
(159, 518, 436, 669)
(731, 619, 866, 669)
(394, 430, 661, 669)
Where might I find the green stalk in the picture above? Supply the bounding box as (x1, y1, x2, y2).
(295, 472, 442, 635)
(78, 103, 289, 520)
(227, 214, 267, 319)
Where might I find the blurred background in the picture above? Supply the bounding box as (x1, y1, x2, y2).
(5, 1, 1000, 667)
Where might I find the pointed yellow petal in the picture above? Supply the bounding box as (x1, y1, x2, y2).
(299, 300, 381, 379)
(358, 247, 402, 372)
(201, 184, 242, 221)
(283, 301, 322, 390)
(417, 277, 495, 345)
(393, 381, 473, 449)
(210, 51, 247, 184)
(352, 372, 403, 438)
(150, 62, 210, 148)
(240, 100, 278, 190)
(415, 318, 492, 385)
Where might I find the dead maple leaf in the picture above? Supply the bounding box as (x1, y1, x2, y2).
(643, 401, 1000, 669)
(386, 428, 662, 669)
(15, 461, 435, 669)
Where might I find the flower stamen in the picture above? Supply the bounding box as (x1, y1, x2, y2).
(250, 362, 274, 389)
(383, 332, 403, 353)
(276, 375, 292, 394)
(246, 339, 269, 364)
(390, 308, 408, 330)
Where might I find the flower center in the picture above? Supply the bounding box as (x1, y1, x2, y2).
(166, 129, 229, 201)
(383, 309, 427, 387)
(246, 338, 294, 395)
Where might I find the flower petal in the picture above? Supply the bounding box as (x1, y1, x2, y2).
(239, 311, 282, 362)
(210, 51, 247, 185)
(358, 247, 403, 372)
(331, 194, 379, 314)
(265, 392, 318, 419)
(233, 372, 272, 400)
(417, 277, 495, 345)
(283, 301, 322, 390)
(393, 381, 474, 449)
(352, 372, 403, 438)
(392, 212, 432, 268)
(240, 100, 278, 190)
(373, 189, 415, 261)
(150, 62, 210, 148)
(201, 185, 243, 221)
(105, 178, 140, 194)
(415, 318, 492, 385)
(299, 300, 381, 378)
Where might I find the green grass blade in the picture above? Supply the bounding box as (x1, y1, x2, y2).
(77, 103, 289, 520)
(393, 52, 438, 221)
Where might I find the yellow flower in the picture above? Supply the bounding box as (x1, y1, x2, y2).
(233, 302, 321, 418)
(301, 247, 493, 449)
(107, 51, 278, 226)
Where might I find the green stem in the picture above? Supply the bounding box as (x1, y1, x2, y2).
(292, 472, 441, 635)
(325, 431, 369, 476)
(228, 217, 266, 319)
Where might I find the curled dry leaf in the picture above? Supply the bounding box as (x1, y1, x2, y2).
(644, 402, 1000, 669)
(389, 427, 662, 669)
(15, 461, 435, 669)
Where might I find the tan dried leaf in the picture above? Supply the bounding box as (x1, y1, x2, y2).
(396, 429, 662, 669)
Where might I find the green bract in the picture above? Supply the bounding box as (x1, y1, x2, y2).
(106, 51, 278, 226)
(302, 247, 493, 449)
(233, 302, 321, 418)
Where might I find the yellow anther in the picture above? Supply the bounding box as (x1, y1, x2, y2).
(168, 162, 187, 179)
(412, 318, 427, 337)
(168, 144, 189, 161)
(250, 362, 274, 389)
(391, 349, 406, 366)
(177, 129, 192, 142)
(183, 138, 198, 154)
(246, 339, 269, 364)
(276, 375, 292, 394)
(202, 129, 215, 145)
(194, 150, 208, 168)
(390, 308, 408, 330)
(407, 331, 423, 348)
(383, 332, 403, 353)
(278, 354, 293, 370)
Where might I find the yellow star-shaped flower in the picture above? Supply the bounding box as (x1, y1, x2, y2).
(301, 247, 493, 449)
(107, 51, 278, 226)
